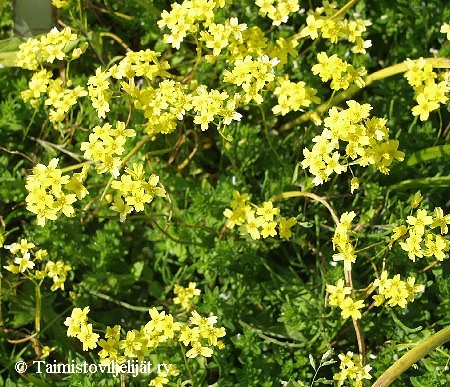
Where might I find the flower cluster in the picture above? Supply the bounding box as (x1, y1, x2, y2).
(223, 191, 297, 240)
(301, 100, 405, 187)
(25, 158, 88, 226)
(223, 55, 279, 104)
(119, 65, 241, 135)
(327, 279, 365, 320)
(272, 75, 320, 115)
(255, 0, 300, 26)
(16, 27, 81, 70)
(65, 307, 99, 351)
(332, 211, 357, 271)
(191, 86, 242, 130)
(333, 351, 372, 387)
(173, 282, 201, 310)
(65, 301, 226, 377)
(312, 52, 367, 90)
(80, 121, 136, 178)
(392, 207, 450, 262)
(372, 271, 424, 308)
(300, 4, 372, 54)
(16, 27, 88, 124)
(199, 18, 248, 61)
(3, 239, 71, 291)
(157, 0, 227, 50)
(21, 72, 88, 124)
(110, 163, 166, 222)
(404, 58, 450, 121)
(132, 79, 192, 136)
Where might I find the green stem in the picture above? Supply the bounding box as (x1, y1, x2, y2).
(331, 0, 359, 20)
(372, 324, 450, 386)
(179, 342, 195, 384)
(35, 282, 41, 334)
(269, 191, 339, 224)
(120, 135, 151, 168)
(280, 57, 450, 131)
(60, 160, 93, 173)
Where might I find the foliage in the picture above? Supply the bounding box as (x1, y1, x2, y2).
(0, 0, 450, 386)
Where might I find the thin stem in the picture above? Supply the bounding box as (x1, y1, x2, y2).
(269, 191, 339, 224)
(180, 342, 195, 384)
(34, 282, 41, 334)
(99, 32, 131, 52)
(82, 287, 150, 312)
(60, 160, 93, 173)
(331, 0, 359, 20)
(372, 325, 450, 386)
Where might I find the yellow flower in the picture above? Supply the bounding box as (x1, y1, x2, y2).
(431, 207, 450, 235)
(406, 209, 433, 235)
(440, 23, 450, 40)
(278, 217, 296, 239)
(339, 297, 365, 320)
(77, 323, 100, 351)
(326, 279, 352, 307)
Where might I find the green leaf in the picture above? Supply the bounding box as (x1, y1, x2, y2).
(285, 380, 306, 387)
(389, 176, 450, 190)
(405, 145, 450, 166)
(0, 38, 23, 67)
(309, 354, 316, 370)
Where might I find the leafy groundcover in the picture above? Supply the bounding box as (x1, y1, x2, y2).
(1, 0, 450, 386)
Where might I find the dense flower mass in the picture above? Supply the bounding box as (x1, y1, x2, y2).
(65, 286, 226, 384)
(25, 158, 86, 226)
(334, 351, 372, 386)
(392, 207, 450, 262)
(404, 57, 450, 121)
(223, 191, 297, 240)
(10, 1, 450, 385)
(301, 100, 405, 187)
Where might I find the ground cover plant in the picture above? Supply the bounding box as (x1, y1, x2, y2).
(0, 0, 450, 385)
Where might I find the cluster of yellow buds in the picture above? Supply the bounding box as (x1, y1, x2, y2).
(311, 52, 367, 90)
(301, 100, 405, 187)
(173, 282, 201, 310)
(404, 58, 450, 121)
(52, 0, 70, 8)
(300, 4, 372, 54)
(372, 271, 424, 308)
(392, 207, 450, 262)
(223, 191, 297, 240)
(3, 239, 71, 291)
(333, 351, 372, 386)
